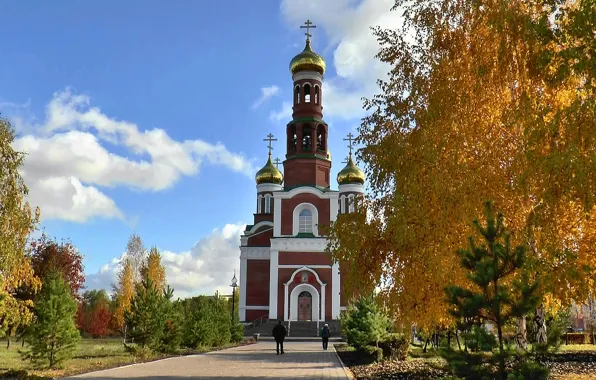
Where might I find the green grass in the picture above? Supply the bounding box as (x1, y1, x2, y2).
(0, 337, 254, 379)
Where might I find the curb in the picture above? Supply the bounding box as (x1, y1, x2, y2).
(333, 343, 356, 380)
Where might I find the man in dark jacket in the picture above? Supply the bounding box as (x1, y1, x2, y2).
(320, 323, 330, 350)
(272, 320, 287, 355)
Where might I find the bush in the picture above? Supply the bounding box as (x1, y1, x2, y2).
(230, 321, 244, 343)
(507, 361, 549, 380)
(363, 345, 384, 362)
(378, 333, 409, 361)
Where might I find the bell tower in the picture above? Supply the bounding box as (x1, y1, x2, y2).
(284, 20, 331, 189)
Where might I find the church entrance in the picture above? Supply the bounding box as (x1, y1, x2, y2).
(297, 291, 312, 321)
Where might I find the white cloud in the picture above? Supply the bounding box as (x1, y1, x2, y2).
(272, 0, 403, 121)
(85, 223, 245, 299)
(252, 85, 280, 110)
(3, 89, 257, 222)
(269, 102, 293, 122)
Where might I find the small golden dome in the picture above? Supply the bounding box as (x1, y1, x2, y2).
(255, 154, 283, 185)
(289, 40, 326, 75)
(337, 155, 365, 185)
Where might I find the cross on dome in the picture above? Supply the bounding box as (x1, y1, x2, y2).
(273, 157, 282, 169)
(263, 133, 277, 155)
(300, 19, 316, 42)
(343, 133, 355, 156)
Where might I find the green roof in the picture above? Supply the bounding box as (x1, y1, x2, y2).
(294, 233, 317, 238)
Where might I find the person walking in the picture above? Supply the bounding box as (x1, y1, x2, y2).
(320, 323, 330, 350)
(272, 320, 287, 355)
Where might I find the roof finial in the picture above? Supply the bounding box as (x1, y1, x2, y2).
(343, 132, 355, 157)
(263, 133, 277, 156)
(273, 157, 282, 169)
(300, 19, 316, 43)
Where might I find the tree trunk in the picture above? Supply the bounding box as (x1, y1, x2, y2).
(534, 304, 547, 344)
(515, 317, 528, 352)
(6, 337, 10, 350)
(455, 330, 462, 351)
(423, 338, 429, 353)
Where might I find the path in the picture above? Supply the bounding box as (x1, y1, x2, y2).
(67, 341, 350, 379)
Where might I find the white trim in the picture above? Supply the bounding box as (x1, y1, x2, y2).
(277, 186, 339, 200)
(265, 194, 272, 213)
(270, 237, 328, 252)
(290, 283, 320, 321)
(257, 194, 262, 214)
(245, 306, 269, 310)
(239, 247, 270, 259)
(340, 306, 347, 311)
(321, 283, 326, 321)
(257, 183, 283, 193)
(338, 183, 364, 193)
(239, 257, 247, 321)
(269, 250, 279, 319)
(340, 195, 346, 214)
(273, 197, 282, 237)
(292, 203, 319, 236)
(278, 264, 331, 269)
(284, 266, 325, 287)
(332, 262, 340, 319)
(293, 71, 323, 82)
(284, 284, 289, 321)
(246, 221, 274, 235)
(330, 195, 339, 222)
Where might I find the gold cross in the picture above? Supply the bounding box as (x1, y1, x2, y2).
(343, 133, 355, 156)
(300, 19, 317, 42)
(273, 158, 282, 169)
(263, 133, 277, 155)
(341, 156, 349, 165)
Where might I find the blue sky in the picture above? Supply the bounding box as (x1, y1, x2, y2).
(0, 0, 399, 298)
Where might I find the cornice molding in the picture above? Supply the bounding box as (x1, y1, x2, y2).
(239, 246, 270, 259)
(270, 237, 328, 252)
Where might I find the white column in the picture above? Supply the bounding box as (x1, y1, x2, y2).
(284, 283, 289, 321)
(330, 195, 339, 222)
(274, 198, 282, 237)
(332, 262, 340, 319)
(321, 283, 326, 322)
(269, 250, 279, 319)
(239, 257, 248, 321)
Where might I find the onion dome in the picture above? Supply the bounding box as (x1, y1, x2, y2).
(289, 40, 326, 76)
(337, 155, 365, 185)
(255, 154, 283, 185)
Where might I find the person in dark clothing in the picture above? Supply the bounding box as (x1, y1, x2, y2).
(272, 320, 287, 355)
(320, 323, 330, 350)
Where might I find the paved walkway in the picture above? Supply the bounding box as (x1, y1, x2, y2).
(67, 342, 350, 379)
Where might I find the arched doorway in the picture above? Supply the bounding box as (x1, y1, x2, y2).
(297, 291, 312, 321)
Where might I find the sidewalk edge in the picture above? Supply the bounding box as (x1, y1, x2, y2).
(333, 344, 356, 380)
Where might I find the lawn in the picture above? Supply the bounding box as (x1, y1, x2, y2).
(0, 337, 253, 379)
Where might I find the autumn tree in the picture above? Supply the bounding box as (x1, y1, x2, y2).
(0, 117, 40, 340)
(77, 290, 112, 338)
(28, 234, 85, 298)
(140, 247, 166, 293)
(328, 0, 596, 333)
(126, 232, 146, 285)
(112, 259, 135, 343)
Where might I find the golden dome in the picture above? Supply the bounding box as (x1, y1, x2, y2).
(337, 155, 365, 185)
(289, 40, 326, 75)
(255, 154, 283, 185)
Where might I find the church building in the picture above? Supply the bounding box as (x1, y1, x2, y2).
(238, 21, 366, 323)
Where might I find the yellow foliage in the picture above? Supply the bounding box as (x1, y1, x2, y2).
(328, 0, 596, 330)
(140, 247, 166, 292)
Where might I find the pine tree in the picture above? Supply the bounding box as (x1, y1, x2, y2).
(340, 294, 390, 352)
(125, 277, 164, 350)
(443, 201, 546, 379)
(23, 274, 80, 369)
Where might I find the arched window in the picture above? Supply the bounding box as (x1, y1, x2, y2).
(295, 85, 300, 104)
(298, 209, 313, 233)
(265, 194, 271, 213)
(302, 125, 312, 150)
(304, 84, 311, 103)
(314, 85, 320, 104)
(257, 195, 263, 214)
(316, 125, 325, 151)
(340, 195, 346, 214)
(348, 194, 355, 213)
